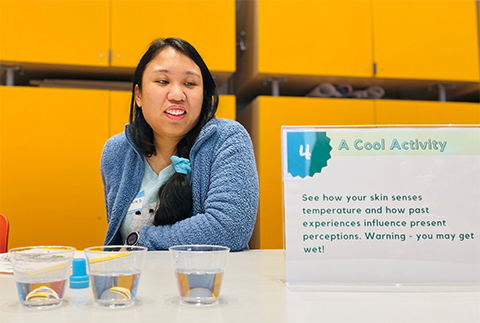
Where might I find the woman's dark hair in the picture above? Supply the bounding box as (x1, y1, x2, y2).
(129, 38, 219, 225)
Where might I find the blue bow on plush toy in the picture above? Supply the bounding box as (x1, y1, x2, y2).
(170, 156, 191, 175)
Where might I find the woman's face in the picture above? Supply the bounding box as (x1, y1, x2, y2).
(135, 47, 203, 144)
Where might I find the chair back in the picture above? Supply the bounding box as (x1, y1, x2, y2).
(0, 214, 9, 253)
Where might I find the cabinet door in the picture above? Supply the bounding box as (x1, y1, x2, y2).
(238, 96, 375, 249)
(110, 91, 132, 137)
(110, 91, 237, 138)
(257, 0, 373, 77)
(0, 87, 109, 249)
(110, 0, 235, 73)
(0, 0, 109, 66)
(373, 0, 480, 82)
(215, 95, 236, 121)
(376, 100, 480, 125)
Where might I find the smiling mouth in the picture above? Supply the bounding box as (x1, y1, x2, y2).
(165, 109, 186, 116)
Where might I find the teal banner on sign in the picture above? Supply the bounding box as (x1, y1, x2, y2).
(282, 126, 480, 291)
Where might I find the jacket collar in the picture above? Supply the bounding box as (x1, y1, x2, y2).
(124, 124, 142, 157)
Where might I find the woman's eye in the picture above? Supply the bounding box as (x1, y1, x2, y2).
(156, 80, 169, 84)
(184, 82, 197, 86)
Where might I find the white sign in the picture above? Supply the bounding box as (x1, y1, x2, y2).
(282, 127, 480, 290)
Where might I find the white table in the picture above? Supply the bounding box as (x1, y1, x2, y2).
(0, 250, 479, 323)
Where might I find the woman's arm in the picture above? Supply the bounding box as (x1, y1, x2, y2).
(100, 132, 145, 246)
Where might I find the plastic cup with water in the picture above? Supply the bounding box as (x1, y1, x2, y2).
(169, 245, 230, 306)
(9, 246, 76, 308)
(84, 245, 147, 308)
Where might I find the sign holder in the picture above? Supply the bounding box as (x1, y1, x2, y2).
(282, 125, 480, 292)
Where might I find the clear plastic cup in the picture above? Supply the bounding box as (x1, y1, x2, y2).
(84, 245, 147, 308)
(9, 246, 76, 308)
(169, 245, 230, 306)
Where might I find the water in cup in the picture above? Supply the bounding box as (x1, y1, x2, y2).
(9, 246, 76, 308)
(16, 280, 67, 307)
(175, 269, 224, 304)
(169, 245, 230, 306)
(90, 271, 141, 306)
(84, 246, 147, 308)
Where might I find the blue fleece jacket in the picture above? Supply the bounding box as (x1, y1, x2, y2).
(100, 118, 259, 251)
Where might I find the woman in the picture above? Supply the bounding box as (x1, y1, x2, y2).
(101, 38, 259, 251)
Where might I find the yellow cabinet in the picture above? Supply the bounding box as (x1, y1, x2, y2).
(0, 86, 109, 249)
(110, 91, 237, 137)
(0, 0, 110, 66)
(375, 100, 480, 125)
(110, 91, 132, 137)
(236, 0, 373, 97)
(238, 96, 376, 249)
(215, 95, 237, 121)
(235, 0, 480, 99)
(373, 0, 480, 82)
(256, 0, 372, 77)
(111, 0, 235, 74)
(0, 0, 236, 85)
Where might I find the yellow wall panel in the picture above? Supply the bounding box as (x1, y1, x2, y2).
(373, 0, 480, 82)
(111, 0, 235, 72)
(0, 0, 110, 66)
(0, 87, 109, 249)
(375, 100, 480, 125)
(258, 0, 373, 77)
(239, 96, 376, 249)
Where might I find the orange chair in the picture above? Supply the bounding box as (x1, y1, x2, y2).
(0, 214, 9, 253)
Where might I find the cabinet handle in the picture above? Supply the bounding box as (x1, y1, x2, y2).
(238, 31, 246, 52)
(2, 66, 21, 86)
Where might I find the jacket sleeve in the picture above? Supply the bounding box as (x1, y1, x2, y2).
(138, 123, 259, 251)
(100, 138, 112, 222)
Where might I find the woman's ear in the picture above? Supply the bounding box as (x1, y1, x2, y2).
(134, 84, 142, 107)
